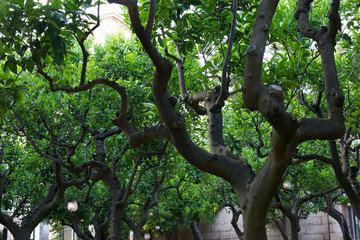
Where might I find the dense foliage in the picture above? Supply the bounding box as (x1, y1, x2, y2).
(1, 0, 360, 239)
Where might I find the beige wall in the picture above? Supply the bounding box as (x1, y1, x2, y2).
(177, 205, 352, 240)
(88, 3, 131, 45)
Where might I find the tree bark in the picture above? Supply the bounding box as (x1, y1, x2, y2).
(108, 191, 124, 240)
(12, 230, 32, 240)
(326, 197, 353, 240)
(273, 218, 288, 240)
(3, 228, 7, 240)
(242, 211, 267, 240)
(327, 207, 353, 240)
(289, 217, 300, 240)
(190, 223, 203, 240)
(132, 229, 142, 240)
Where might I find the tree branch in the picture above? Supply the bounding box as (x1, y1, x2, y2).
(116, 153, 143, 207)
(295, 0, 319, 41)
(292, 153, 333, 165)
(214, 0, 237, 109)
(327, 0, 341, 40)
(164, 46, 207, 115)
(145, 0, 156, 35)
(78, 0, 101, 85)
(294, 0, 345, 143)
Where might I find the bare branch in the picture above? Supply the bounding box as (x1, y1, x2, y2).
(298, 87, 325, 118)
(249, 114, 269, 158)
(214, 0, 237, 108)
(117, 153, 143, 207)
(295, 0, 319, 41)
(114, 123, 170, 147)
(79, 0, 101, 85)
(328, 0, 341, 40)
(294, 0, 345, 143)
(112, 145, 130, 172)
(165, 46, 187, 100)
(299, 185, 339, 204)
(145, 0, 157, 35)
(13, 113, 66, 167)
(272, 219, 289, 240)
(287, 52, 320, 110)
(165, 45, 207, 115)
(292, 153, 333, 165)
(65, 206, 92, 240)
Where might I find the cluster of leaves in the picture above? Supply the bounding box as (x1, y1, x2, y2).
(0, 0, 98, 127)
(152, 162, 222, 238)
(0, 135, 55, 214)
(0, 0, 97, 71)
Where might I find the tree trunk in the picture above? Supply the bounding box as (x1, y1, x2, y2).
(12, 230, 32, 240)
(289, 217, 300, 240)
(229, 209, 243, 240)
(327, 204, 353, 240)
(242, 211, 267, 240)
(240, 145, 292, 240)
(132, 230, 142, 240)
(108, 199, 123, 240)
(190, 223, 203, 240)
(273, 218, 288, 240)
(95, 230, 108, 240)
(3, 228, 7, 240)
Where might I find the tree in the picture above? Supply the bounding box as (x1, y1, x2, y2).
(219, 181, 244, 240)
(0, 130, 86, 240)
(0, 81, 97, 240)
(325, 191, 353, 240)
(47, 181, 112, 240)
(153, 167, 221, 240)
(0, 0, 357, 239)
(271, 167, 338, 240)
(110, 0, 345, 238)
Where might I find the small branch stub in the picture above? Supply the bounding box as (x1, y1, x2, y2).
(246, 45, 257, 55)
(269, 84, 284, 103)
(269, 84, 282, 92)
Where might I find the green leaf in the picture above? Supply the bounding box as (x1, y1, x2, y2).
(47, 19, 60, 30)
(5, 56, 17, 74)
(87, 14, 98, 21)
(54, 51, 64, 65)
(50, 0, 62, 9)
(52, 35, 63, 50)
(143, 102, 155, 108)
(158, 37, 164, 47)
(35, 81, 47, 87)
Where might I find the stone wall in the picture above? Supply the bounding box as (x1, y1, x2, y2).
(177, 205, 352, 240)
